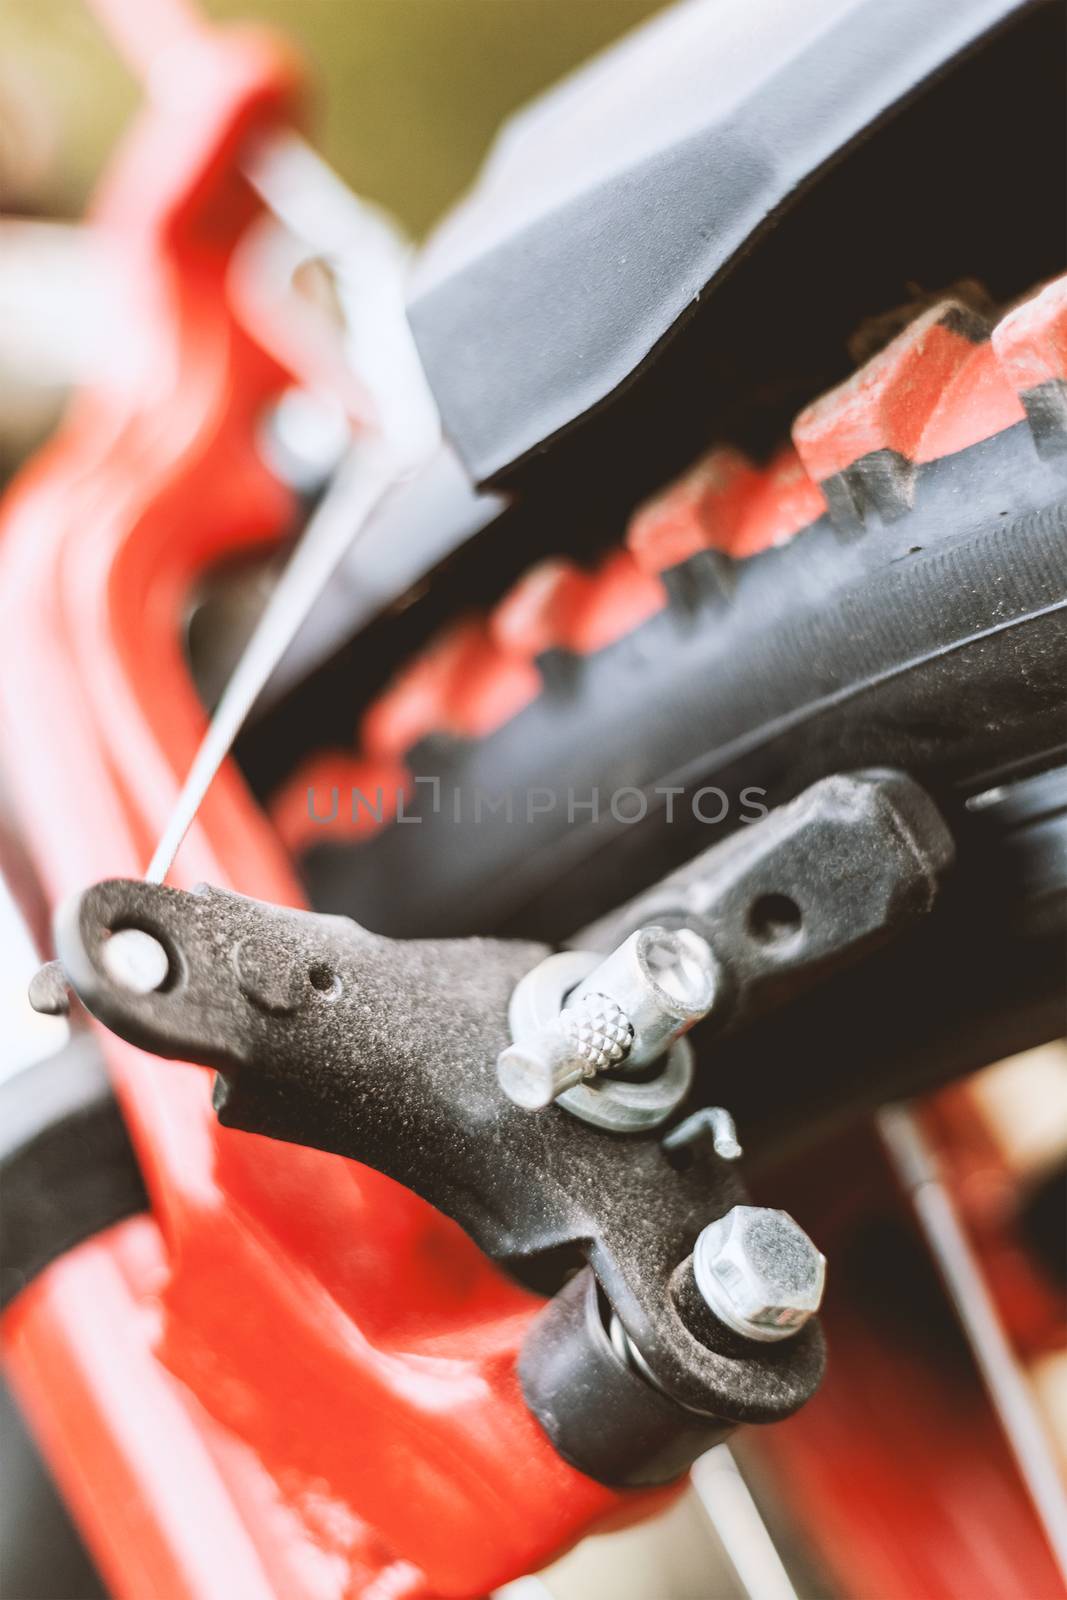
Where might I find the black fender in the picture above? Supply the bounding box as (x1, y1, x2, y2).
(408, 0, 1064, 495)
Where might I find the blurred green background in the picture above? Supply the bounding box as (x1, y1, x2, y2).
(1, 0, 669, 235)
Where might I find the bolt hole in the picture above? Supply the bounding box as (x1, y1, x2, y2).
(747, 894, 802, 946)
(308, 963, 341, 999)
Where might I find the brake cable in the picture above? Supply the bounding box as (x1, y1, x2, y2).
(147, 132, 439, 884)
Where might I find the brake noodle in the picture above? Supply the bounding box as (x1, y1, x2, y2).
(270, 276, 1067, 855)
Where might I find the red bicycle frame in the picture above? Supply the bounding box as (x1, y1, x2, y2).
(1, 5, 1062, 1597)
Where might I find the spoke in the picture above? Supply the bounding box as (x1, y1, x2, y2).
(691, 1445, 801, 1600)
(881, 1105, 1067, 1586)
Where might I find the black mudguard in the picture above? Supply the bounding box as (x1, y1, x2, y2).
(408, 0, 1063, 494)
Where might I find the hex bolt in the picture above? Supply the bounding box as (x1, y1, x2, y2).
(497, 925, 718, 1111)
(693, 1205, 826, 1342)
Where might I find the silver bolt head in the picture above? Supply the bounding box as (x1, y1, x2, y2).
(693, 1205, 826, 1342)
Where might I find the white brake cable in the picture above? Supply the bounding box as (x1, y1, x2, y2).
(146, 135, 439, 883)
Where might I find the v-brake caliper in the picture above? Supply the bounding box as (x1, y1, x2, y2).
(46, 770, 951, 1484)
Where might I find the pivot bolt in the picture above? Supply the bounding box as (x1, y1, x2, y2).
(693, 1205, 826, 1342)
(497, 925, 718, 1111)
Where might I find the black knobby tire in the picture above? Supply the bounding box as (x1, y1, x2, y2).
(308, 417, 1067, 947)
